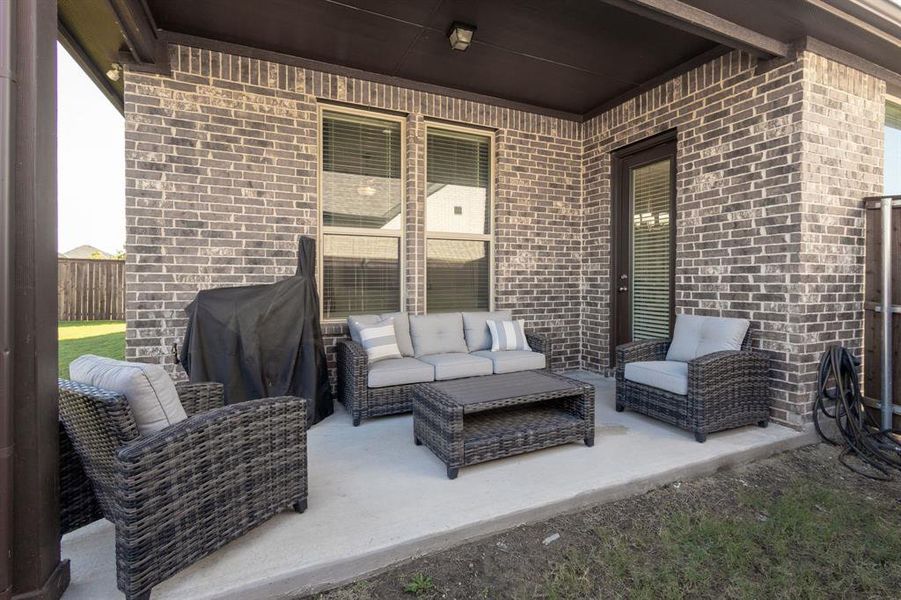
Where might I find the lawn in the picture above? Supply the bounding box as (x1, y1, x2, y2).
(316, 444, 901, 600)
(58, 320, 125, 378)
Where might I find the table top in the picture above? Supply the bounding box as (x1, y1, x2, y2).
(418, 371, 592, 413)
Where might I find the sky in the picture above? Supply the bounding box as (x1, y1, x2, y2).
(57, 43, 125, 255)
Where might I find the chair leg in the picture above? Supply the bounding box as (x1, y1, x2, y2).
(615, 402, 624, 412)
(694, 431, 707, 443)
(352, 414, 361, 427)
(757, 419, 768, 428)
(293, 499, 307, 514)
(446, 467, 459, 480)
(127, 591, 151, 600)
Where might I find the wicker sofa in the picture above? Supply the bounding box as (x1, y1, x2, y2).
(615, 314, 770, 442)
(337, 311, 551, 425)
(59, 378, 308, 600)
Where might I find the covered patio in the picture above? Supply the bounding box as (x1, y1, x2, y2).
(61, 373, 811, 599)
(2, 1, 899, 600)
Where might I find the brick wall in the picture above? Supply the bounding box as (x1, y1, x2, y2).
(581, 49, 884, 427)
(124, 45, 584, 384)
(125, 44, 886, 428)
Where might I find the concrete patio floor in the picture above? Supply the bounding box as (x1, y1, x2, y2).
(61, 372, 815, 599)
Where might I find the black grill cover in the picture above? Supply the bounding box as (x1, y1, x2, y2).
(179, 236, 333, 426)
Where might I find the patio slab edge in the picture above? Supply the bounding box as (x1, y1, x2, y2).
(212, 426, 819, 600)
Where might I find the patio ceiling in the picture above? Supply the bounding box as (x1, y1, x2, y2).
(59, 0, 901, 118)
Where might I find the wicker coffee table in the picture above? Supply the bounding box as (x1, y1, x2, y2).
(412, 371, 595, 479)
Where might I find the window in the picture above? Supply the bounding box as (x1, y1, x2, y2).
(320, 108, 403, 320)
(425, 126, 493, 312)
(886, 99, 901, 195)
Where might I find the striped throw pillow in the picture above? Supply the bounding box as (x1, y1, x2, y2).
(358, 318, 403, 363)
(487, 319, 532, 352)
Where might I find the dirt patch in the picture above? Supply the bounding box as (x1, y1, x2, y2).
(310, 443, 901, 600)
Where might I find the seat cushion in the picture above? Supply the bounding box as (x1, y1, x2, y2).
(462, 310, 513, 352)
(418, 353, 493, 380)
(357, 318, 403, 363)
(409, 313, 468, 357)
(624, 360, 688, 396)
(367, 357, 435, 388)
(69, 355, 188, 436)
(666, 314, 750, 362)
(472, 350, 546, 374)
(348, 312, 414, 357)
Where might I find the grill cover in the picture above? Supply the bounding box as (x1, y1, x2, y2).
(179, 236, 333, 426)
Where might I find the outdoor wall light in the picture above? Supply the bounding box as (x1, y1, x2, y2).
(106, 63, 122, 81)
(448, 22, 476, 51)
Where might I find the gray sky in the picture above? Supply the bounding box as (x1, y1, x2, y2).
(57, 42, 125, 255)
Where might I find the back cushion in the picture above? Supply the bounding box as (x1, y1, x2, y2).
(665, 314, 750, 362)
(69, 355, 187, 436)
(462, 310, 513, 352)
(348, 313, 414, 357)
(409, 313, 468, 357)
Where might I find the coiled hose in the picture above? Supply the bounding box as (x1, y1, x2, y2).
(815, 346, 901, 480)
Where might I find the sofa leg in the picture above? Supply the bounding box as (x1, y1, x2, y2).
(446, 467, 459, 480)
(293, 499, 307, 514)
(615, 403, 624, 412)
(694, 432, 707, 443)
(414, 436, 422, 446)
(128, 592, 151, 600)
(352, 414, 361, 427)
(757, 419, 769, 428)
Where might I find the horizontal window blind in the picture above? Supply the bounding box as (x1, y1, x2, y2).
(427, 129, 490, 235)
(631, 159, 672, 340)
(322, 111, 402, 229)
(426, 239, 490, 313)
(322, 234, 400, 320)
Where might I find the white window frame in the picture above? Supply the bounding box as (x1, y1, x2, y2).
(317, 104, 406, 323)
(423, 122, 495, 314)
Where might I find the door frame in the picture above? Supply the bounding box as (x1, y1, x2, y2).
(609, 129, 677, 366)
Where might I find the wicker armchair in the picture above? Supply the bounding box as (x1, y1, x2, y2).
(58, 379, 308, 600)
(615, 331, 769, 442)
(338, 332, 551, 426)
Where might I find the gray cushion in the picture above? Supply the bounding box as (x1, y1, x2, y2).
(367, 357, 434, 388)
(357, 317, 403, 363)
(462, 310, 513, 352)
(666, 314, 750, 362)
(70, 355, 188, 436)
(417, 353, 493, 380)
(409, 313, 468, 357)
(348, 312, 414, 357)
(472, 350, 545, 374)
(624, 360, 688, 395)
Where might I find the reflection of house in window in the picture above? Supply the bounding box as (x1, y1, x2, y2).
(426, 183, 487, 232)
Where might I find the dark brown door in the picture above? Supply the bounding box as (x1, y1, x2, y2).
(611, 133, 677, 361)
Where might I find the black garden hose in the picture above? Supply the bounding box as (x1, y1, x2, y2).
(815, 346, 901, 480)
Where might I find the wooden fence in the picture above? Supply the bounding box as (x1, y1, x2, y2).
(58, 258, 125, 321)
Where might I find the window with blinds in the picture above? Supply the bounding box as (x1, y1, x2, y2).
(426, 127, 493, 312)
(630, 159, 672, 340)
(322, 235, 400, 319)
(426, 239, 490, 312)
(322, 110, 402, 229)
(321, 109, 403, 320)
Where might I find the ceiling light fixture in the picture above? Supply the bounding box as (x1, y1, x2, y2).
(106, 63, 122, 81)
(448, 22, 476, 51)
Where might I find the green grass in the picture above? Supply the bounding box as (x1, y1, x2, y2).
(539, 482, 901, 600)
(58, 320, 125, 378)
